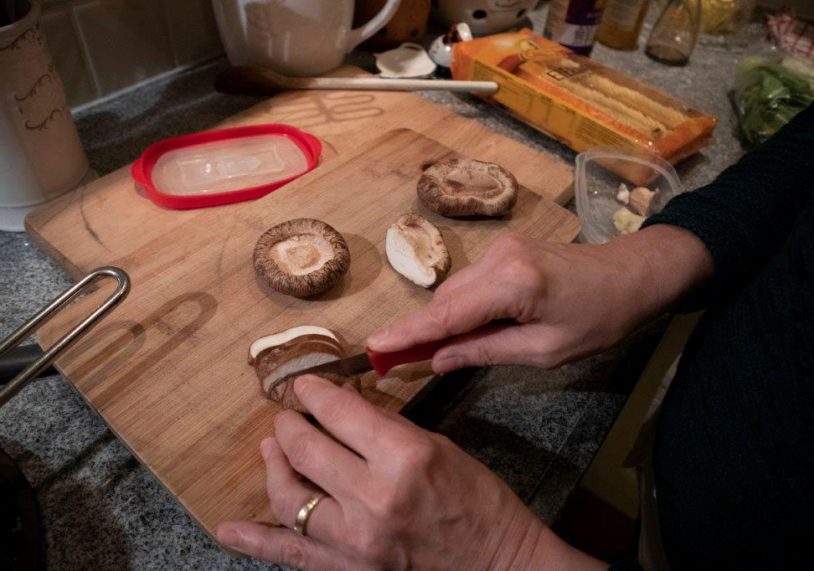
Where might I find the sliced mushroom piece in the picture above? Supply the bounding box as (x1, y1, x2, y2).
(253, 218, 350, 298)
(249, 326, 360, 411)
(417, 158, 519, 217)
(386, 213, 451, 288)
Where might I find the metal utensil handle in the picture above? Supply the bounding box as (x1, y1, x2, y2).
(0, 266, 130, 407)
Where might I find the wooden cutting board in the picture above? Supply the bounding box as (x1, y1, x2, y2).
(31, 129, 579, 540)
(25, 67, 573, 280)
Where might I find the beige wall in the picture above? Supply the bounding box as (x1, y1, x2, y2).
(37, 0, 223, 108)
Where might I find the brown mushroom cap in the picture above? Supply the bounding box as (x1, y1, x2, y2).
(385, 213, 451, 288)
(417, 159, 519, 217)
(253, 218, 350, 298)
(249, 326, 360, 411)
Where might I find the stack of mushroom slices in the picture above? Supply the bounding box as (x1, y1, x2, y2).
(253, 218, 350, 298)
(249, 326, 359, 411)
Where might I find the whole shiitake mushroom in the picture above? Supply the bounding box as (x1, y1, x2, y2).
(417, 158, 518, 217)
(253, 218, 350, 298)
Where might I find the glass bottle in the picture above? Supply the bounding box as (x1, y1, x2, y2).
(597, 0, 651, 50)
(645, 0, 702, 65)
(543, 0, 606, 56)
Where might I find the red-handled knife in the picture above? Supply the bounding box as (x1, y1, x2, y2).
(277, 338, 448, 383)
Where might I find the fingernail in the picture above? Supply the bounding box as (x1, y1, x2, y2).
(260, 437, 274, 461)
(217, 525, 242, 550)
(367, 327, 389, 348)
(433, 351, 459, 373)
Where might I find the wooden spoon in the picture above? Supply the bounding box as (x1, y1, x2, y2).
(215, 66, 499, 97)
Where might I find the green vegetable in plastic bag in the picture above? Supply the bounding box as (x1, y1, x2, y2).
(733, 56, 814, 147)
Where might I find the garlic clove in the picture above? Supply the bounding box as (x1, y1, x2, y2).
(629, 186, 657, 216)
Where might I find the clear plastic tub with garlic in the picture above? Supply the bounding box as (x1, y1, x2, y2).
(575, 147, 683, 244)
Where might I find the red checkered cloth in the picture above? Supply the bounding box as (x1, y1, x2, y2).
(767, 12, 814, 63)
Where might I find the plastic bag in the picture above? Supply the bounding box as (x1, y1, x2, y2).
(733, 56, 814, 146)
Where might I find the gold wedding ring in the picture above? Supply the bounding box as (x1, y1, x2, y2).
(293, 492, 327, 536)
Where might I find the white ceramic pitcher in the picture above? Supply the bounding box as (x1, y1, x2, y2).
(213, 0, 403, 76)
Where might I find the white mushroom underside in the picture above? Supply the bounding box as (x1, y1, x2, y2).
(261, 352, 340, 393)
(270, 234, 333, 276)
(386, 226, 441, 288)
(249, 325, 339, 359)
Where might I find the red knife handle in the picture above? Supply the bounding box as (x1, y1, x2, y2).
(366, 339, 447, 376)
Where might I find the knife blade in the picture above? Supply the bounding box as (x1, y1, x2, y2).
(277, 338, 448, 384)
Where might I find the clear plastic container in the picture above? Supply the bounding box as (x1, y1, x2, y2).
(574, 147, 683, 244)
(151, 135, 310, 197)
(131, 124, 321, 210)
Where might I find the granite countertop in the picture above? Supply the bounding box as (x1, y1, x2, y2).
(0, 8, 765, 569)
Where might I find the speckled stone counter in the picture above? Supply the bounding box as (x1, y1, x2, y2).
(0, 8, 765, 569)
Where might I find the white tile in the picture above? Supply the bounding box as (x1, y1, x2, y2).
(163, 0, 223, 66)
(74, 0, 174, 96)
(40, 5, 98, 107)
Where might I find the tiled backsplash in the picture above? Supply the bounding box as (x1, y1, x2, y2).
(34, 0, 813, 110)
(39, 0, 223, 109)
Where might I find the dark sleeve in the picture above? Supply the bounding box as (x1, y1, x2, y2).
(642, 103, 814, 305)
(608, 558, 643, 571)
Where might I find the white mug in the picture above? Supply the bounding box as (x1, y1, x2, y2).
(0, 0, 89, 231)
(213, 0, 403, 76)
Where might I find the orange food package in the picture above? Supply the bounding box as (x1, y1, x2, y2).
(451, 30, 717, 185)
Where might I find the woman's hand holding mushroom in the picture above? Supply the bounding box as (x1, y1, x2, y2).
(216, 376, 601, 570)
(368, 226, 713, 372)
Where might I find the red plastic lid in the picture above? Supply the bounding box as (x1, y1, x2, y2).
(131, 124, 321, 210)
